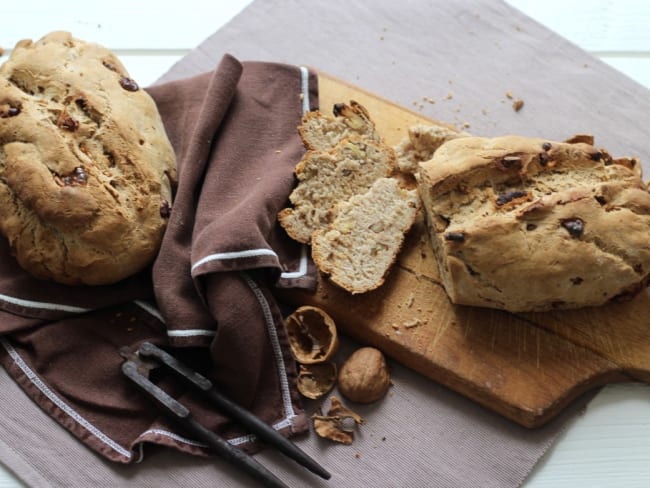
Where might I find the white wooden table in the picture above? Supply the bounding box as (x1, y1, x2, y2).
(0, 1, 649, 487)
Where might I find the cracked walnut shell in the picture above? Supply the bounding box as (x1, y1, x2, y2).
(338, 347, 391, 403)
(312, 396, 365, 445)
(297, 362, 337, 399)
(285, 306, 339, 364)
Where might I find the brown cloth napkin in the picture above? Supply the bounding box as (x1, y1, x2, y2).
(0, 54, 318, 462)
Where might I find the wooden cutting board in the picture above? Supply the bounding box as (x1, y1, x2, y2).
(280, 72, 650, 428)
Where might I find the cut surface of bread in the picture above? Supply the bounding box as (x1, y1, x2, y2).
(299, 100, 379, 151)
(278, 137, 396, 243)
(311, 177, 420, 294)
(417, 134, 650, 312)
(394, 123, 469, 175)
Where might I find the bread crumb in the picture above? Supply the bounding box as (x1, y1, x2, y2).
(462, 122, 471, 128)
(354, 453, 361, 459)
(403, 318, 421, 328)
(0, 47, 4, 57)
(505, 90, 513, 99)
(445, 92, 453, 100)
(512, 99, 524, 112)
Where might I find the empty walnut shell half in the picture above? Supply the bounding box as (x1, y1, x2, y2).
(297, 362, 337, 399)
(285, 306, 339, 364)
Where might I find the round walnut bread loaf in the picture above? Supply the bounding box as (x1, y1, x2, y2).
(417, 134, 650, 312)
(0, 31, 177, 285)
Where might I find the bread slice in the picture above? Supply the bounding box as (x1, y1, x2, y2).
(394, 123, 469, 175)
(299, 100, 379, 151)
(278, 137, 396, 243)
(311, 177, 420, 294)
(417, 134, 650, 312)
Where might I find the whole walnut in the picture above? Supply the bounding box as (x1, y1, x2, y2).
(338, 347, 391, 403)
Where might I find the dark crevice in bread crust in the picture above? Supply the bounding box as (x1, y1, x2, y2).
(7, 75, 36, 96)
(73, 96, 103, 128)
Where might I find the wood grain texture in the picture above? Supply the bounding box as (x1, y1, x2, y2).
(280, 72, 650, 428)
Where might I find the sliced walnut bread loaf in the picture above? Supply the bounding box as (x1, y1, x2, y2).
(417, 134, 650, 312)
(279, 101, 419, 294)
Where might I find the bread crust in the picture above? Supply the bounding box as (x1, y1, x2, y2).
(417, 135, 650, 312)
(0, 31, 177, 285)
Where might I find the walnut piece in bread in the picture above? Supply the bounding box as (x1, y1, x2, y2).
(417, 135, 650, 312)
(0, 31, 176, 285)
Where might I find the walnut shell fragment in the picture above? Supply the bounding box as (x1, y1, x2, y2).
(312, 396, 365, 445)
(338, 347, 391, 403)
(285, 306, 339, 364)
(297, 362, 337, 399)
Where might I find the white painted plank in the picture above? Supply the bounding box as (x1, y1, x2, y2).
(103, 54, 185, 87)
(1, 1, 649, 55)
(507, 0, 650, 52)
(525, 384, 650, 488)
(599, 56, 650, 89)
(0, 1, 254, 51)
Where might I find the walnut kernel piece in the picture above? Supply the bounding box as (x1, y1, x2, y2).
(312, 396, 365, 445)
(338, 347, 391, 403)
(285, 306, 339, 364)
(297, 362, 337, 399)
